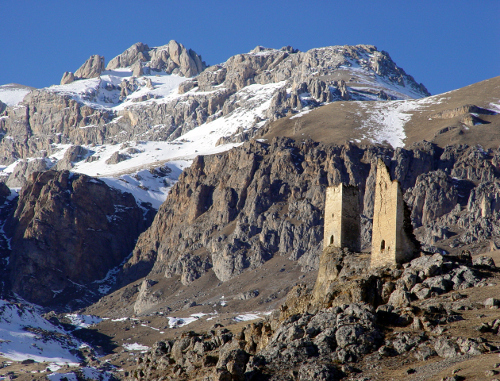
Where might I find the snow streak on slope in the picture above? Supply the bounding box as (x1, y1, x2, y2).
(356, 100, 417, 147)
(0, 301, 81, 364)
(356, 95, 446, 148)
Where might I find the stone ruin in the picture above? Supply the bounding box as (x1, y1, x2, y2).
(323, 158, 419, 268)
(323, 184, 361, 252)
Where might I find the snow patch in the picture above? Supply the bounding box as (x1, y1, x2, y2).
(65, 314, 102, 329)
(233, 313, 262, 322)
(123, 343, 149, 351)
(0, 84, 31, 106)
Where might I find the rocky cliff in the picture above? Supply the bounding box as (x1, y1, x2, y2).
(123, 137, 500, 313)
(3, 170, 154, 308)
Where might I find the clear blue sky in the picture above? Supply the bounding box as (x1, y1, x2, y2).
(1, 0, 498, 95)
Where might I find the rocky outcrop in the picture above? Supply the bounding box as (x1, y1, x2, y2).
(4, 170, 153, 307)
(431, 104, 496, 119)
(107, 42, 150, 70)
(60, 71, 75, 85)
(0, 90, 114, 164)
(105, 151, 129, 164)
(74, 55, 105, 79)
(107, 40, 206, 78)
(128, 303, 381, 381)
(60, 55, 105, 84)
(5, 158, 51, 188)
(53, 145, 89, 170)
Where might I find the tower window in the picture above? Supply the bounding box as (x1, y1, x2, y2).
(381, 240, 386, 250)
(330, 235, 334, 245)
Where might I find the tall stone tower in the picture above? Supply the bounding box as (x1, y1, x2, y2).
(371, 159, 419, 268)
(323, 184, 360, 252)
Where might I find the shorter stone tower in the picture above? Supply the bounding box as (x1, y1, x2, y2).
(323, 184, 360, 252)
(371, 159, 418, 268)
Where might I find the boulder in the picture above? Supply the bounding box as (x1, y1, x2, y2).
(473, 255, 496, 269)
(485, 298, 500, 308)
(433, 337, 461, 358)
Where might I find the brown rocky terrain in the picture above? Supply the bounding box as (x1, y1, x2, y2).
(103, 248, 500, 381)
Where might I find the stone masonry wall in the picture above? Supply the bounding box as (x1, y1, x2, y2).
(371, 159, 417, 267)
(323, 184, 360, 251)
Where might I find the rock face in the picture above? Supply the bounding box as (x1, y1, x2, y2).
(0, 90, 114, 163)
(123, 138, 500, 303)
(4, 170, 153, 307)
(5, 158, 51, 188)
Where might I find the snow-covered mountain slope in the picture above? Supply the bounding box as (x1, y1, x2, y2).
(0, 42, 433, 207)
(0, 300, 81, 364)
(0, 299, 119, 380)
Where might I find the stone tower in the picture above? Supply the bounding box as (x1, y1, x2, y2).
(323, 184, 360, 252)
(371, 159, 418, 268)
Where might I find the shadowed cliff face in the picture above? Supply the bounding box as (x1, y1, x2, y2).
(123, 137, 500, 295)
(4, 170, 154, 308)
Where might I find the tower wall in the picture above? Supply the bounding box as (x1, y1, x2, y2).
(371, 159, 418, 268)
(324, 184, 360, 251)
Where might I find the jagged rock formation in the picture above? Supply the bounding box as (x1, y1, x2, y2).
(60, 55, 105, 85)
(0, 89, 114, 163)
(60, 71, 75, 85)
(3, 170, 154, 307)
(122, 138, 500, 314)
(107, 40, 206, 78)
(52, 145, 90, 170)
(74, 55, 105, 79)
